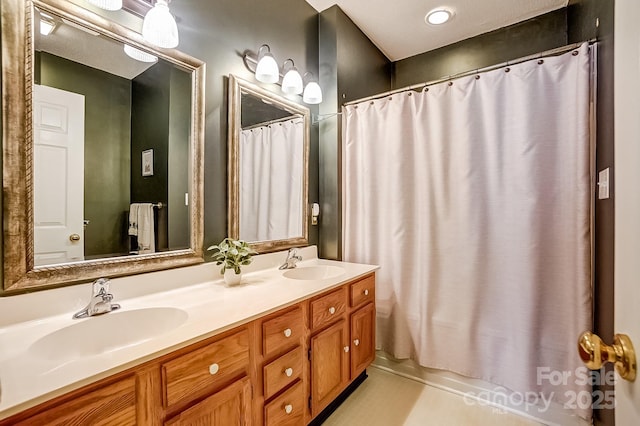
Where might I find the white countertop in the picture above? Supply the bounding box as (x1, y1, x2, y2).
(0, 246, 378, 420)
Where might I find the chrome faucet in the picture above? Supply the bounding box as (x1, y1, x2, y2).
(72, 278, 121, 319)
(279, 248, 302, 270)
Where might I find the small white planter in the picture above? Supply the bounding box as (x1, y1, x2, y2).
(223, 269, 242, 286)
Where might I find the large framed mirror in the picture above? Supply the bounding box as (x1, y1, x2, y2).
(228, 75, 310, 253)
(1, 0, 205, 292)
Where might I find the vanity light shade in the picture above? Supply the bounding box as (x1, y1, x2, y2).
(303, 81, 323, 104)
(255, 53, 280, 84)
(86, 0, 123, 11)
(142, 0, 179, 49)
(39, 19, 56, 36)
(124, 44, 158, 63)
(281, 68, 303, 95)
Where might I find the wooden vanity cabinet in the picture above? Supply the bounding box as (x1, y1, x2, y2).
(308, 273, 376, 418)
(0, 272, 376, 426)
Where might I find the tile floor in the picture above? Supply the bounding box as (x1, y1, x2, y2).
(324, 367, 542, 426)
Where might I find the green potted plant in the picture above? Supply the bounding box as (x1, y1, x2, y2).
(207, 237, 257, 285)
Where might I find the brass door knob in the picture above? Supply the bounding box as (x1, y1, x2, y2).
(69, 233, 81, 242)
(578, 331, 636, 381)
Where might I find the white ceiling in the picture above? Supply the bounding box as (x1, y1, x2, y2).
(305, 0, 568, 61)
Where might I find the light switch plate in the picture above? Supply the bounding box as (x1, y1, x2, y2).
(598, 168, 610, 199)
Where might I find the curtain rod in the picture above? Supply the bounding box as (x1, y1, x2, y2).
(344, 40, 597, 106)
(242, 114, 302, 130)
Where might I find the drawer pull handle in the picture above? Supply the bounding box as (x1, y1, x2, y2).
(344, 346, 349, 353)
(354, 339, 360, 346)
(284, 367, 294, 377)
(364, 289, 369, 296)
(283, 328, 292, 338)
(328, 306, 336, 315)
(284, 404, 293, 414)
(208, 363, 219, 375)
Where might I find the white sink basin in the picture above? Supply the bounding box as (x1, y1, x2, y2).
(29, 307, 188, 362)
(283, 265, 345, 281)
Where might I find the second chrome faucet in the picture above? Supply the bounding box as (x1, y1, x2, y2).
(72, 278, 120, 319)
(279, 248, 302, 270)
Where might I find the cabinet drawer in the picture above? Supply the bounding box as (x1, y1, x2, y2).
(350, 274, 375, 307)
(263, 306, 304, 356)
(14, 376, 136, 426)
(263, 346, 303, 400)
(162, 328, 249, 407)
(264, 380, 305, 426)
(310, 287, 346, 330)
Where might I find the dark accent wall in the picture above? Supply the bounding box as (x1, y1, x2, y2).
(569, 1, 615, 425)
(131, 62, 171, 251)
(38, 52, 132, 259)
(393, 9, 567, 88)
(318, 5, 392, 260)
(169, 0, 321, 252)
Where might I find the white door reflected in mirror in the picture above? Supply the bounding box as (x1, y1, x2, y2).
(33, 84, 85, 266)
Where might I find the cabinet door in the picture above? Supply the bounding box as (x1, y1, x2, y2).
(164, 377, 251, 426)
(310, 319, 349, 416)
(350, 302, 376, 378)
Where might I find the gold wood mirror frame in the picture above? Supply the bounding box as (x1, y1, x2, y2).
(228, 75, 310, 253)
(1, 0, 205, 292)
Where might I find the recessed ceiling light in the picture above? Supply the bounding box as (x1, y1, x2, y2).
(425, 8, 453, 25)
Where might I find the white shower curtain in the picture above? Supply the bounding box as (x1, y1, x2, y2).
(240, 117, 304, 242)
(343, 45, 593, 415)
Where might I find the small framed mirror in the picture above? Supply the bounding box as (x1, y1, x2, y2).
(1, 0, 205, 292)
(227, 75, 310, 252)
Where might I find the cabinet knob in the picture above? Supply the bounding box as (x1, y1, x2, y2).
(344, 346, 349, 353)
(354, 339, 360, 346)
(328, 306, 336, 315)
(284, 367, 293, 377)
(283, 328, 292, 338)
(284, 404, 293, 414)
(364, 289, 369, 296)
(208, 363, 219, 375)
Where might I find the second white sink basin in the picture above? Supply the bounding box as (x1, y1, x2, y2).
(283, 265, 345, 280)
(29, 307, 188, 362)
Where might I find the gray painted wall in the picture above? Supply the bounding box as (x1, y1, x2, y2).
(168, 0, 321, 254)
(318, 6, 392, 260)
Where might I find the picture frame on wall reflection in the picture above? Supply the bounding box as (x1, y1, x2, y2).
(142, 149, 154, 176)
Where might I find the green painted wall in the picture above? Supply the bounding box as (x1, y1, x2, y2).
(38, 52, 132, 259)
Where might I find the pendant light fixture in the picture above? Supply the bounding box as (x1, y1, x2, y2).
(124, 44, 158, 63)
(142, 0, 179, 49)
(85, 0, 122, 11)
(281, 59, 303, 95)
(243, 45, 323, 104)
(254, 45, 280, 84)
(303, 73, 323, 104)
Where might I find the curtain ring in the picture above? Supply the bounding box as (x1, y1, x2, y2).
(354, 105, 358, 109)
(407, 92, 412, 96)
(448, 81, 453, 86)
(538, 59, 544, 65)
(423, 87, 429, 92)
(388, 97, 392, 101)
(475, 75, 480, 80)
(370, 101, 375, 105)
(572, 51, 579, 56)
(505, 67, 511, 73)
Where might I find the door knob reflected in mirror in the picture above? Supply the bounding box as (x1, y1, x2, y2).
(69, 233, 81, 242)
(577, 331, 636, 381)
